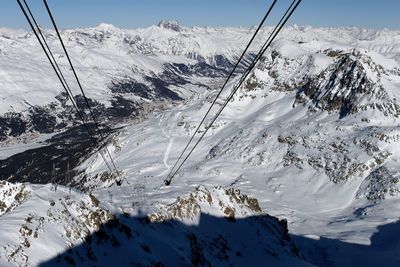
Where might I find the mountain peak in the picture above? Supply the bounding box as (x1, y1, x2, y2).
(157, 20, 181, 31)
(95, 23, 120, 32)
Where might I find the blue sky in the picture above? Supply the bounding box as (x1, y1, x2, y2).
(2, 0, 399, 30)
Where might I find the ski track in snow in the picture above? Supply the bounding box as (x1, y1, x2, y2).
(159, 114, 174, 177)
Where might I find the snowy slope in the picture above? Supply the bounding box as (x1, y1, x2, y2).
(75, 30, 400, 266)
(1, 22, 399, 115)
(0, 23, 400, 266)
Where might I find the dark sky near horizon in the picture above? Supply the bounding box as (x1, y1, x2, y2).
(1, 0, 399, 30)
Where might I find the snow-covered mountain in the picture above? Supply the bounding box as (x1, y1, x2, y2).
(0, 22, 400, 266)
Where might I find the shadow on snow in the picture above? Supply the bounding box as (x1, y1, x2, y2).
(38, 212, 306, 267)
(37, 211, 400, 267)
(293, 219, 400, 267)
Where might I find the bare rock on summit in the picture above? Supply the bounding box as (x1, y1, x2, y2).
(157, 20, 182, 32)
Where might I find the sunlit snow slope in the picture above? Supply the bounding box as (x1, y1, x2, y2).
(0, 22, 400, 266)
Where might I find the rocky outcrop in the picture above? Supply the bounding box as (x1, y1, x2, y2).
(295, 51, 400, 118)
(356, 166, 400, 200)
(31, 186, 306, 267)
(0, 181, 30, 216)
(157, 20, 182, 32)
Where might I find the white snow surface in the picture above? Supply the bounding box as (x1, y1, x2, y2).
(0, 23, 400, 266)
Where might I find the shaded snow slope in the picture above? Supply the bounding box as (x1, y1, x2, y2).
(0, 184, 310, 267)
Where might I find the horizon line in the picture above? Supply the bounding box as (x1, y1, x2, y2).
(1, 21, 399, 32)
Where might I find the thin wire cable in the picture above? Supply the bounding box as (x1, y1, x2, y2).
(43, 0, 119, 173)
(16, 0, 114, 173)
(166, 0, 301, 183)
(19, 0, 113, 173)
(165, 0, 277, 182)
(166, 0, 301, 184)
(22, 0, 79, 115)
(165, 0, 302, 185)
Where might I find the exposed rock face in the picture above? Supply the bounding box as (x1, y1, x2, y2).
(356, 166, 400, 200)
(0, 181, 30, 216)
(148, 186, 263, 222)
(158, 20, 182, 32)
(295, 51, 400, 118)
(0, 185, 114, 266)
(199, 46, 400, 186)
